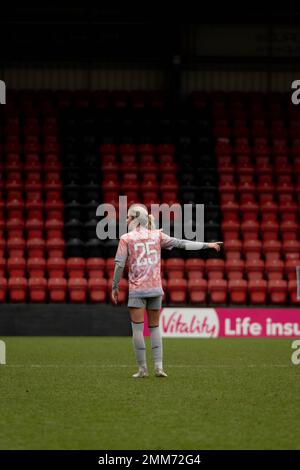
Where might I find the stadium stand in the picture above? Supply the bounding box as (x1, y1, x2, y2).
(0, 90, 299, 305)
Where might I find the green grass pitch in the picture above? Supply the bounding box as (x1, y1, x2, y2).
(0, 337, 299, 450)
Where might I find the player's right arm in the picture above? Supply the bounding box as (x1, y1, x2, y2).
(112, 236, 128, 304)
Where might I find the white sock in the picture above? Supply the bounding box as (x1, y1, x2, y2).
(131, 322, 147, 368)
(149, 326, 163, 369)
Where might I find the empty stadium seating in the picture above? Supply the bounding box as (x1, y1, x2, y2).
(0, 90, 299, 305)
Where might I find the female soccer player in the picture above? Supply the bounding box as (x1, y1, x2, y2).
(112, 204, 222, 378)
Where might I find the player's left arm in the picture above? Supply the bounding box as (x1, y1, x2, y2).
(177, 240, 223, 252)
(160, 232, 223, 252)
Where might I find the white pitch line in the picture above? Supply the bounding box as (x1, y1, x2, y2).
(2, 364, 293, 368)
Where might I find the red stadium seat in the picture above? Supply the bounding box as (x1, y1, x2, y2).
(218, 182, 236, 204)
(6, 199, 24, 219)
(27, 238, 46, 258)
(25, 171, 42, 185)
(253, 138, 269, 156)
(46, 238, 65, 258)
(157, 144, 175, 156)
(246, 259, 264, 280)
(206, 259, 225, 280)
(280, 221, 298, 242)
(222, 220, 240, 241)
(143, 191, 160, 206)
(221, 201, 239, 221)
(240, 220, 259, 240)
(224, 239, 242, 258)
(0, 220, 5, 246)
(263, 240, 282, 261)
(165, 258, 185, 279)
(100, 143, 117, 156)
(102, 178, 119, 192)
(234, 138, 250, 155)
(265, 259, 284, 280)
(139, 144, 155, 155)
(99, 155, 115, 171)
(120, 160, 139, 173)
(6, 218, 24, 238)
(279, 203, 298, 223)
(243, 239, 262, 258)
(66, 257, 86, 279)
(28, 277, 47, 303)
(88, 278, 107, 303)
(25, 181, 43, 202)
(208, 279, 228, 304)
(185, 258, 205, 279)
(120, 147, 137, 162)
(215, 138, 232, 156)
(161, 190, 178, 205)
(7, 257, 26, 277)
(86, 258, 105, 279)
(167, 279, 187, 304)
(68, 278, 88, 303)
(48, 278, 67, 302)
(188, 278, 207, 304)
(45, 200, 64, 220)
(261, 220, 279, 241)
(240, 202, 259, 222)
(44, 181, 62, 201)
(268, 279, 288, 304)
(159, 161, 177, 174)
(225, 258, 245, 280)
(0, 257, 5, 277)
(8, 277, 27, 302)
(45, 219, 64, 239)
(228, 279, 248, 304)
(26, 200, 43, 220)
(6, 181, 23, 201)
(7, 237, 25, 258)
(27, 257, 46, 278)
(0, 277, 7, 302)
(25, 219, 44, 239)
(283, 240, 300, 260)
(0, 200, 4, 223)
(248, 279, 267, 304)
(47, 257, 65, 278)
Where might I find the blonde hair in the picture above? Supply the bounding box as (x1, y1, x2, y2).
(127, 204, 156, 230)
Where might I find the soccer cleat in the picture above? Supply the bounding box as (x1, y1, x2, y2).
(132, 367, 149, 378)
(155, 368, 168, 378)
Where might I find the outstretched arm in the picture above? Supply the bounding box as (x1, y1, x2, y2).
(160, 231, 222, 252)
(175, 240, 223, 252)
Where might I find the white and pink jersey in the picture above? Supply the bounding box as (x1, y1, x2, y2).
(115, 227, 178, 298)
